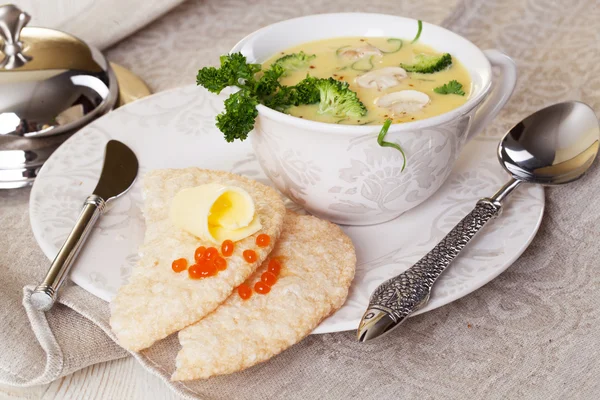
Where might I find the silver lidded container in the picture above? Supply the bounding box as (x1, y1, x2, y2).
(0, 4, 118, 188)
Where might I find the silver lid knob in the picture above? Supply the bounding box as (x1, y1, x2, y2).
(0, 4, 32, 69)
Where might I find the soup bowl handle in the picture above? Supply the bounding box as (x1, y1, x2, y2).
(467, 49, 517, 140)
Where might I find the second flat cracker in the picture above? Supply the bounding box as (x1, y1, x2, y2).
(173, 212, 356, 381)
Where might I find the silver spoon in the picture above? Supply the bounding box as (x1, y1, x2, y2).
(357, 101, 600, 342)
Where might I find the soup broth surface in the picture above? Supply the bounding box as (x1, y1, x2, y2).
(262, 37, 471, 125)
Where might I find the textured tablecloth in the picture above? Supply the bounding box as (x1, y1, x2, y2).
(1, 0, 600, 399)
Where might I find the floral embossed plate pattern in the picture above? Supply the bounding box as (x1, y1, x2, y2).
(29, 85, 544, 334)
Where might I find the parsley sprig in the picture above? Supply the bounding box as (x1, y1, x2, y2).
(433, 80, 465, 96)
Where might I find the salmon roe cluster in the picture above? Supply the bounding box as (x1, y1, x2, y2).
(171, 234, 272, 282)
(188, 246, 227, 279)
(172, 243, 229, 280)
(237, 258, 282, 300)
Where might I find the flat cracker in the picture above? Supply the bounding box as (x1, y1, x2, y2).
(172, 212, 356, 381)
(110, 168, 286, 352)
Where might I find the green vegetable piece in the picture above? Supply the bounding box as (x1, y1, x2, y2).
(412, 20, 423, 43)
(262, 86, 296, 112)
(379, 38, 403, 54)
(197, 52, 366, 142)
(215, 90, 259, 142)
(196, 53, 261, 94)
(293, 75, 321, 104)
(401, 53, 452, 74)
(377, 119, 407, 171)
(273, 51, 316, 76)
(262, 75, 320, 112)
(433, 80, 465, 96)
(256, 64, 285, 98)
(315, 77, 368, 118)
(351, 55, 374, 72)
(336, 45, 352, 56)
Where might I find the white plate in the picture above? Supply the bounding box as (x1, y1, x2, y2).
(30, 85, 544, 334)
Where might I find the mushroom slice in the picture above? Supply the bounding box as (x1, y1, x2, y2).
(356, 67, 408, 90)
(339, 44, 382, 60)
(376, 90, 430, 114)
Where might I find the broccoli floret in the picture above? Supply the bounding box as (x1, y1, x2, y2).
(401, 53, 452, 74)
(315, 78, 367, 118)
(197, 53, 261, 93)
(262, 75, 365, 118)
(292, 75, 321, 104)
(215, 90, 258, 142)
(274, 51, 316, 75)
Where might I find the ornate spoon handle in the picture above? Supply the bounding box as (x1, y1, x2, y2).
(357, 177, 523, 342)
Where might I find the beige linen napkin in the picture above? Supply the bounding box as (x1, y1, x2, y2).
(2, 0, 600, 398)
(12, 0, 186, 50)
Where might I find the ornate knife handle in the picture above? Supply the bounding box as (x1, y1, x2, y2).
(358, 198, 502, 341)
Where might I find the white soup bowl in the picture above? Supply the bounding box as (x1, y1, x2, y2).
(231, 13, 517, 225)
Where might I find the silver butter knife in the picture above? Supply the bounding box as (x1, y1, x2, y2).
(31, 140, 138, 311)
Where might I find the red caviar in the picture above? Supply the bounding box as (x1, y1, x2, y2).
(237, 284, 252, 300)
(204, 247, 218, 261)
(256, 234, 271, 248)
(188, 262, 217, 279)
(221, 240, 234, 257)
(171, 258, 188, 273)
(261, 271, 278, 286)
(214, 256, 227, 271)
(194, 246, 206, 263)
(254, 281, 271, 294)
(267, 259, 281, 275)
(237, 259, 284, 298)
(243, 249, 257, 263)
